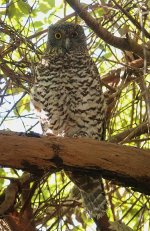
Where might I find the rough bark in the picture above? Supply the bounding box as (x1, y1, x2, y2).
(0, 132, 150, 195)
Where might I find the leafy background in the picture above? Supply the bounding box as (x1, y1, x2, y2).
(0, 0, 150, 230)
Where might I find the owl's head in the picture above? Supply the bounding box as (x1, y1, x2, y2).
(46, 22, 87, 53)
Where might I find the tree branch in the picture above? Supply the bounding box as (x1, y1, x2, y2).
(112, 0, 150, 39)
(109, 122, 148, 143)
(66, 0, 150, 60)
(0, 131, 150, 195)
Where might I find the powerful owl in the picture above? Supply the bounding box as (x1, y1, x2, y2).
(31, 22, 107, 229)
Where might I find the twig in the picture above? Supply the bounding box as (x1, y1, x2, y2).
(66, 0, 150, 60)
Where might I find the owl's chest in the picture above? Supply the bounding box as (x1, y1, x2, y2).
(33, 53, 99, 118)
(39, 57, 92, 104)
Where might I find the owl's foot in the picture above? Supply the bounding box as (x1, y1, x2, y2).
(72, 131, 89, 138)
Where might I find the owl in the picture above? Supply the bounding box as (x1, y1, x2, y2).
(31, 22, 107, 229)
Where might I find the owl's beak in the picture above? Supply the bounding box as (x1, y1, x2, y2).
(65, 38, 71, 50)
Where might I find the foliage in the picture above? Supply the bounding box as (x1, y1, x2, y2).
(0, 0, 150, 231)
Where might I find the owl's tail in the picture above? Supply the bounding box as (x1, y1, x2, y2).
(67, 172, 134, 231)
(80, 177, 107, 219)
(67, 171, 108, 230)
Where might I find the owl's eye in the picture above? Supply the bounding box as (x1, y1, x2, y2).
(71, 31, 78, 38)
(55, 32, 62, 39)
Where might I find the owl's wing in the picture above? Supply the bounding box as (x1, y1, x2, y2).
(90, 58, 107, 140)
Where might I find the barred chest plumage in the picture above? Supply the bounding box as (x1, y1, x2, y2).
(31, 50, 106, 139)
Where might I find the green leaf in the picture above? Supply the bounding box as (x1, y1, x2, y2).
(7, 87, 23, 95)
(0, 9, 7, 15)
(104, 52, 112, 59)
(48, 0, 55, 8)
(0, 169, 5, 190)
(38, 2, 51, 13)
(97, 8, 105, 16)
(17, 0, 30, 15)
(33, 21, 43, 28)
(14, 94, 30, 115)
(7, 2, 18, 19)
(7, 0, 30, 19)
(0, 0, 8, 4)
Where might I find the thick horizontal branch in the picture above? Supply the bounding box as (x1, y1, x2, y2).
(0, 132, 150, 195)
